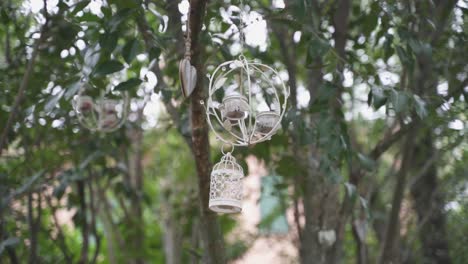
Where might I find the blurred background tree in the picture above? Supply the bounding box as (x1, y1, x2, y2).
(0, 0, 466, 263)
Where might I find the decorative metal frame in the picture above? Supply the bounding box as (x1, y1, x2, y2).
(205, 0, 289, 214)
(205, 55, 289, 146)
(73, 83, 129, 133)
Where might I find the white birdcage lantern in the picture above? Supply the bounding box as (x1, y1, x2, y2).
(73, 83, 130, 133)
(209, 145, 244, 213)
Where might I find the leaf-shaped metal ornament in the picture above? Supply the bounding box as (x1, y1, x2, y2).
(214, 77, 227, 90)
(179, 58, 197, 98)
(223, 119, 232, 131)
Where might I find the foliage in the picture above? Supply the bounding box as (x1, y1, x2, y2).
(0, 0, 466, 263)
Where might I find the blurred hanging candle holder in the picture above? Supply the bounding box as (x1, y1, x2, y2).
(204, 0, 289, 214)
(73, 82, 130, 133)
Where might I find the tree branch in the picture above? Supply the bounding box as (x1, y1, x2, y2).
(87, 178, 100, 264)
(77, 180, 89, 264)
(0, 16, 47, 155)
(378, 132, 415, 263)
(135, 14, 193, 149)
(45, 194, 73, 262)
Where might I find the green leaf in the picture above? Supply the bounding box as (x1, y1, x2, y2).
(99, 32, 118, 53)
(307, 36, 330, 64)
(395, 45, 413, 68)
(383, 33, 394, 61)
(161, 89, 172, 103)
(2, 170, 45, 209)
(101, 6, 112, 18)
(108, 8, 134, 32)
(93, 60, 124, 76)
(344, 182, 357, 198)
(149, 46, 161, 61)
(369, 87, 387, 109)
(362, 12, 378, 37)
(122, 39, 140, 64)
(114, 78, 143, 91)
(44, 90, 65, 113)
(357, 153, 376, 171)
(277, 156, 303, 178)
(79, 151, 102, 170)
(71, 0, 90, 16)
(64, 81, 82, 100)
(359, 196, 371, 219)
(390, 89, 409, 113)
(413, 95, 428, 119)
(1, 8, 10, 23)
(0, 237, 20, 255)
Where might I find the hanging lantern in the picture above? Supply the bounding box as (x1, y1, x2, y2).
(205, 55, 289, 146)
(73, 83, 130, 133)
(204, 0, 289, 214)
(209, 146, 244, 213)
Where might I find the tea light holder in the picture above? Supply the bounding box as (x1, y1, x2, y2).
(255, 111, 280, 135)
(73, 83, 129, 133)
(221, 94, 249, 121)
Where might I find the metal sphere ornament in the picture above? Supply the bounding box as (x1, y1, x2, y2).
(205, 55, 289, 146)
(73, 83, 130, 133)
(209, 145, 244, 213)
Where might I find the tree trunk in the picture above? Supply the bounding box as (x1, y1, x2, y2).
(407, 1, 455, 261)
(125, 107, 146, 264)
(378, 134, 414, 263)
(410, 135, 451, 263)
(135, 1, 225, 261)
(161, 189, 183, 264)
(188, 1, 226, 263)
(78, 180, 89, 264)
(27, 192, 40, 264)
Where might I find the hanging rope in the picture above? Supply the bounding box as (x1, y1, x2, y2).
(184, 5, 192, 60)
(239, 0, 245, 56)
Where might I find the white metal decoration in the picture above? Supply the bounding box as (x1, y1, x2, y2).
(179, 6, 197, 98)
(209, 145, 244, 213)
(73, 83, 129, 133)
(206, 0, 289, 213)
(206, 56, 289, 146)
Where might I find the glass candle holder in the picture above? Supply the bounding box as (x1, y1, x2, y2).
(221, 94, 249, 121)
(255, 111, 280, 134)
(76, 95, 94, 113)
(101, 99, 118, 115)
